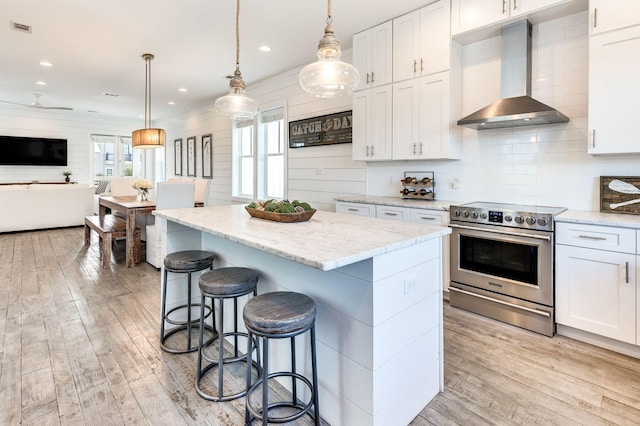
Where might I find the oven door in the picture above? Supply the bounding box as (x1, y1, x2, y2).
(450, 223, 553, 306)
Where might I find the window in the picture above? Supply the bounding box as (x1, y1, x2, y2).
(233, 107, 285, 200)
(91, 134, 142, 184)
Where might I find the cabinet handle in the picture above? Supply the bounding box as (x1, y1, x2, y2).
(592, 129, 596, 148)
(420, 58, 424, 72)
(419, 216, 437, 221)
(513, 0, 517, 11)
(502, 0, 507, 14)
(384, 212, 399, 216)
(366, 72, 370, 85)
(413, 143, 417, 155)
(371, 71, 375, 84)
(420, 142, 424, 155)
(366, 145, 370, 157)
(371, 145, 375, 156)
(625, 261, 630, 284)
(594, 8, 598, 28)
(347, 208, 360, 212)
(578, 234, 607, 241)
(414, 59, 417, 73)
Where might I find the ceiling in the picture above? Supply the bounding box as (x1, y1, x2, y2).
(0, 0, 428, 121)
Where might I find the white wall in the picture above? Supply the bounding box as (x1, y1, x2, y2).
(0, 105, 139, 185)
(368, 11, 640, 211)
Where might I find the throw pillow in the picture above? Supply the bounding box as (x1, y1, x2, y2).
(95, 180, 110, 194)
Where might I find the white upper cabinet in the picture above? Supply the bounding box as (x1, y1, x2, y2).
(393, 0, 451, 83)
(588, 25, 640, 154)
(393, 71, 461, 160)
(451, 0, 570, 36)
(590, 0, 640, 35)
(352, 21, 393, 91)
(352, 84, 393, 161)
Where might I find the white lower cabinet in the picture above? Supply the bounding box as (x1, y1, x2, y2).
(556, 223, 637, 344)
(335, 201, 376, 217)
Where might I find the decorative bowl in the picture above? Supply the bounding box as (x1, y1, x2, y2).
(245, 207, 316, 223)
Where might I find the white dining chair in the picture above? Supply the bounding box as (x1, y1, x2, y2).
(194, 178, 211, 206)
(145, 181, 196, 268)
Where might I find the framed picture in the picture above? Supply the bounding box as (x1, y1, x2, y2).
(201, 134, 213, 179)
(174, 138, 182, 176)
(187, 136, 196, 177)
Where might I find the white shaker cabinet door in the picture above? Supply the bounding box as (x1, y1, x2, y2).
(556, 244, 636, 344)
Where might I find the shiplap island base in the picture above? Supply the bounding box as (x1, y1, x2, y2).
(153, 204, 450, 426)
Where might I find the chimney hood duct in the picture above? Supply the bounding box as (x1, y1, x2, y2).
(457, 20, 569, 130)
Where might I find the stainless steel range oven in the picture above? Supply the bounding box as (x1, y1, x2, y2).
(449, 202, 566, 336)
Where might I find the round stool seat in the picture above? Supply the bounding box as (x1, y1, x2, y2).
(199, 267, 259, 297)
(164, 250, 215, 271)
(244, 291, 316, 335)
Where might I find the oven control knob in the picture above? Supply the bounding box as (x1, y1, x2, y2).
(514, 216, 524, 224)
(505, 215, 513, 222)
(471, 211, 479, 219)
(537, 217, 549, 226)
(454, 210, 461, 217)
(526, 217, 536, 225)
(463, 211, 470, 218)
(480, 213, 487, 219)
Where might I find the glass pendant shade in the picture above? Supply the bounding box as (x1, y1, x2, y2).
(299, 1, 360, 98)
(132, 128, 166, 148)
(215, 0, 258, 120)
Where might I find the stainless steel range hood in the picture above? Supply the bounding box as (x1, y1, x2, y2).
(457, 20, 569, 130)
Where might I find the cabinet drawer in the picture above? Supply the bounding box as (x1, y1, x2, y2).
(376, 205, 411, 222)
(556, 222, 636, 253)
(410, 209, 448, 225)
(336, 202, 376, 218)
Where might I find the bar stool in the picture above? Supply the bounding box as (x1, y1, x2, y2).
(161, 250, 215, 354)
(243, 291, 320, 426)
(196, 267, 260, 401)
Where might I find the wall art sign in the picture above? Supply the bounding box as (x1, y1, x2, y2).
(600, 176, 640, 215)
(201, 134, 212, 179)
(174, 138, 182, 176)
(187, 136, 196, 177)
(288, 110, 352, 148)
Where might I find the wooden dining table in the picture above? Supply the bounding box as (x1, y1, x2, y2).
(98, 195, 155, 268)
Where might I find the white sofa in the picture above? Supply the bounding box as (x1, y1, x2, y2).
(0, 183, 95, 233)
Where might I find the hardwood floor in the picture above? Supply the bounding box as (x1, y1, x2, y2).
(2, 227, 640, 425)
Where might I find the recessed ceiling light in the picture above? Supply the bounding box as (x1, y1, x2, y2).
(178, 88, 187, 92)
(168, 101, 175, 105)
(259, 45, 272, 52)
(35, 81, 46, 85)
(39, 61, 53, 67)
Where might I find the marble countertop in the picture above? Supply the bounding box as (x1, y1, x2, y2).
(154, 204, 450, 271)
(556, 210, 640, 229)
(335, 195, 463, 211)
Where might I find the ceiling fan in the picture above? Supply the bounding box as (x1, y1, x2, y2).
(0, 94, 73, 111)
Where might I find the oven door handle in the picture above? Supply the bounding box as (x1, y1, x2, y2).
(449, 287, 551, 318)
(449, 223, 552, 242)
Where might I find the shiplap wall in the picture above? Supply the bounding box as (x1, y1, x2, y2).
(158, 56, 366, 211)
(0, 105, 138, 184)
(367, 11, 640, 211)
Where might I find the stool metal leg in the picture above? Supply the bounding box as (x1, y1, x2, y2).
(311, 325, 320, 426)
(196, 294, 206, 380)
(186, 272, 193, 352)
(217, 297, 225, 399)
(291, 335, 297, 405)
(161, 268, 169, 345)
(261, 336, 269, 426)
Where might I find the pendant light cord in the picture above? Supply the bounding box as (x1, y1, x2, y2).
(145, 57, 151, 129)
(326, 0, 333, 25)
(235, 0, 240, 69)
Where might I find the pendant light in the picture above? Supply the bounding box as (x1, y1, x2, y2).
(214, 0, 258, 120)
(132, 53, 165, 148)
(299, 0, 360, 98)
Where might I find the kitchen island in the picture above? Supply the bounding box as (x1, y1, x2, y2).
(153, 204, 450, 426)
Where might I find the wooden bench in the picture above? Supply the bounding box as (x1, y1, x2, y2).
(84, 214, 141, 268)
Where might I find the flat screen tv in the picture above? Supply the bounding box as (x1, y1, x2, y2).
(0, 135, 68, 166)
